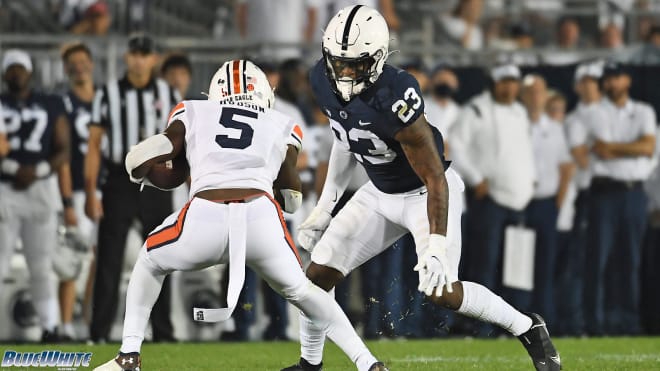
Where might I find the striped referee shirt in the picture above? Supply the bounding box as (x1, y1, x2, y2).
(90, 76, 181, 165)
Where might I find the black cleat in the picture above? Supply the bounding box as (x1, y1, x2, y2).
(368, 361, 389, 371)
(280, 357, 322, 371)
(518, 313, 561, 371)
(41, 328, 61, 343)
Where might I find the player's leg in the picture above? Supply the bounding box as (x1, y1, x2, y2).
(94, 199, 228, 371)
(20, 211, 60, 339)
(405, 168, 559, 370)
(247, 196, 386, 371)
(0, 187, 22, 312)
(138, 186, 175, 342)
(294, 184, 405, 369)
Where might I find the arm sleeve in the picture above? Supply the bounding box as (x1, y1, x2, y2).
(316, 138, 358, 213)
(558, 126, 573, 163)
(640, 105, 657, 136)
(285, 122, 304, 152)
(447, 106, 484, 186)
(566, 115, 588, 148)
(90, 87, 109, 129)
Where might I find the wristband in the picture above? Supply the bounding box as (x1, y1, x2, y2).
(62, 197, 74, 208)
(35, 161, 52, 177)
(1, 159, 19, 175)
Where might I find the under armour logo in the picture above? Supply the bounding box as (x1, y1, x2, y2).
(122, 358, 134, 365)
(196, 310, 205, 321)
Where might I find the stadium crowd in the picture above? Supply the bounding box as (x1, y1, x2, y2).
(0, 0, 659, 345)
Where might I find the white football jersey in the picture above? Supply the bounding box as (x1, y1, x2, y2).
(167, 100, 303, 197)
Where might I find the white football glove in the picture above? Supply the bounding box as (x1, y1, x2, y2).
(414, 234, 455, 297)
(297, 207, 332, 252)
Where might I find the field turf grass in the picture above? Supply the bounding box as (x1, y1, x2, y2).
(3, 337, 660, 370)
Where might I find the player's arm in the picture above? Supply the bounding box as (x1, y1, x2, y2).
(396, 115, 457, 297)
(50, 113, 71, 173)
(274, 145, 303, 213)
(315, 137, 357, 213)
(395, 116, 448, 236)
(126, 120, 186, 180)
(58, 163, 78, 226)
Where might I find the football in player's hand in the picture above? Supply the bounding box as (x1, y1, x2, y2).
(146, 152, 190, 189)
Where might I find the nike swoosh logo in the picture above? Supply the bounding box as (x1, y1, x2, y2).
(332, 191, 338, 202)
(419, 190, 428, 195)
(358, 120, 370, 126)
(550, 355, 561, 364)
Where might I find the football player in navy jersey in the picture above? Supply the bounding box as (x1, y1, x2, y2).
(57, 42, 98, 341)
(0, 49, 70, 342)
(283, 6, 560, 371)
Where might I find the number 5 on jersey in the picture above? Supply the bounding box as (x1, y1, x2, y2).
(216, 107, 256, 149)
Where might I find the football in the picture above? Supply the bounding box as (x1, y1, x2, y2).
(146, 152, 190, 189)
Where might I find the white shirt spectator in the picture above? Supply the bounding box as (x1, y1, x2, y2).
(565, 101, 602, 190)
(439, 14, 483, 51)
(644, 135, 660, 212)
(572, 98, 657, 181)
(425, 98, 459, 135)
(530, 114, 572, 198)
(449, 91, 535, 210)
(238, 0, 321, 60)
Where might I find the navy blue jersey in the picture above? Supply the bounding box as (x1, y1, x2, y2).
(0, 92, 64, 181)
(62, 91, 93, 191)
(310, 60, 450, 194)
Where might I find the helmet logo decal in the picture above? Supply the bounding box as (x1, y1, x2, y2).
(342, 5, 363, 50)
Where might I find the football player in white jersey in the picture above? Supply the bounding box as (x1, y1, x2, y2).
(93, 60, 386, 371)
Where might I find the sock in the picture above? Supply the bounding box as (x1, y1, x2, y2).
(298, 287, 334, 365)
(457, 281, 533, 336)
(289, 283, 376, 370)
(299, 311, 325, 365)
(119, 254, 165, 354)
(62, 322, 76, 338)
(33, 297, 60, 332)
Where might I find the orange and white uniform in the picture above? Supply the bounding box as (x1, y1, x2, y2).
(137, 100, 304, 322)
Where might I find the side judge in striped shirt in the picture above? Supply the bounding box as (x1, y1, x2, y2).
(84, 34, 181, 343)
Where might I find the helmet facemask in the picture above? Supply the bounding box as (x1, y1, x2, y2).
(323, 48, 385, 101)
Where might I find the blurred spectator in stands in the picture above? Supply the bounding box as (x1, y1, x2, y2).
(600, 22, 628, 62)
(630, 25, 660, 65)
(508, 22, 539, 66)
(449, 64, 535, 336)
(544, 17, 583, 65)
(577, 62, 656, 335)
(58, 0, 110, 35)
(439, 0, 484, 51)
(520, 74, 574, 329)
(546, 91, 567, 122)
(425, 65, 459, 157)
(641, 136, 660, 334)
(58, 42, 97, 341)
(236, 0, 320, 61)
(160, 53, 193, 99)
(557, 60, 604, 336)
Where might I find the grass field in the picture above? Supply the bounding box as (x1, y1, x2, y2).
(3, 337, 660, 370)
